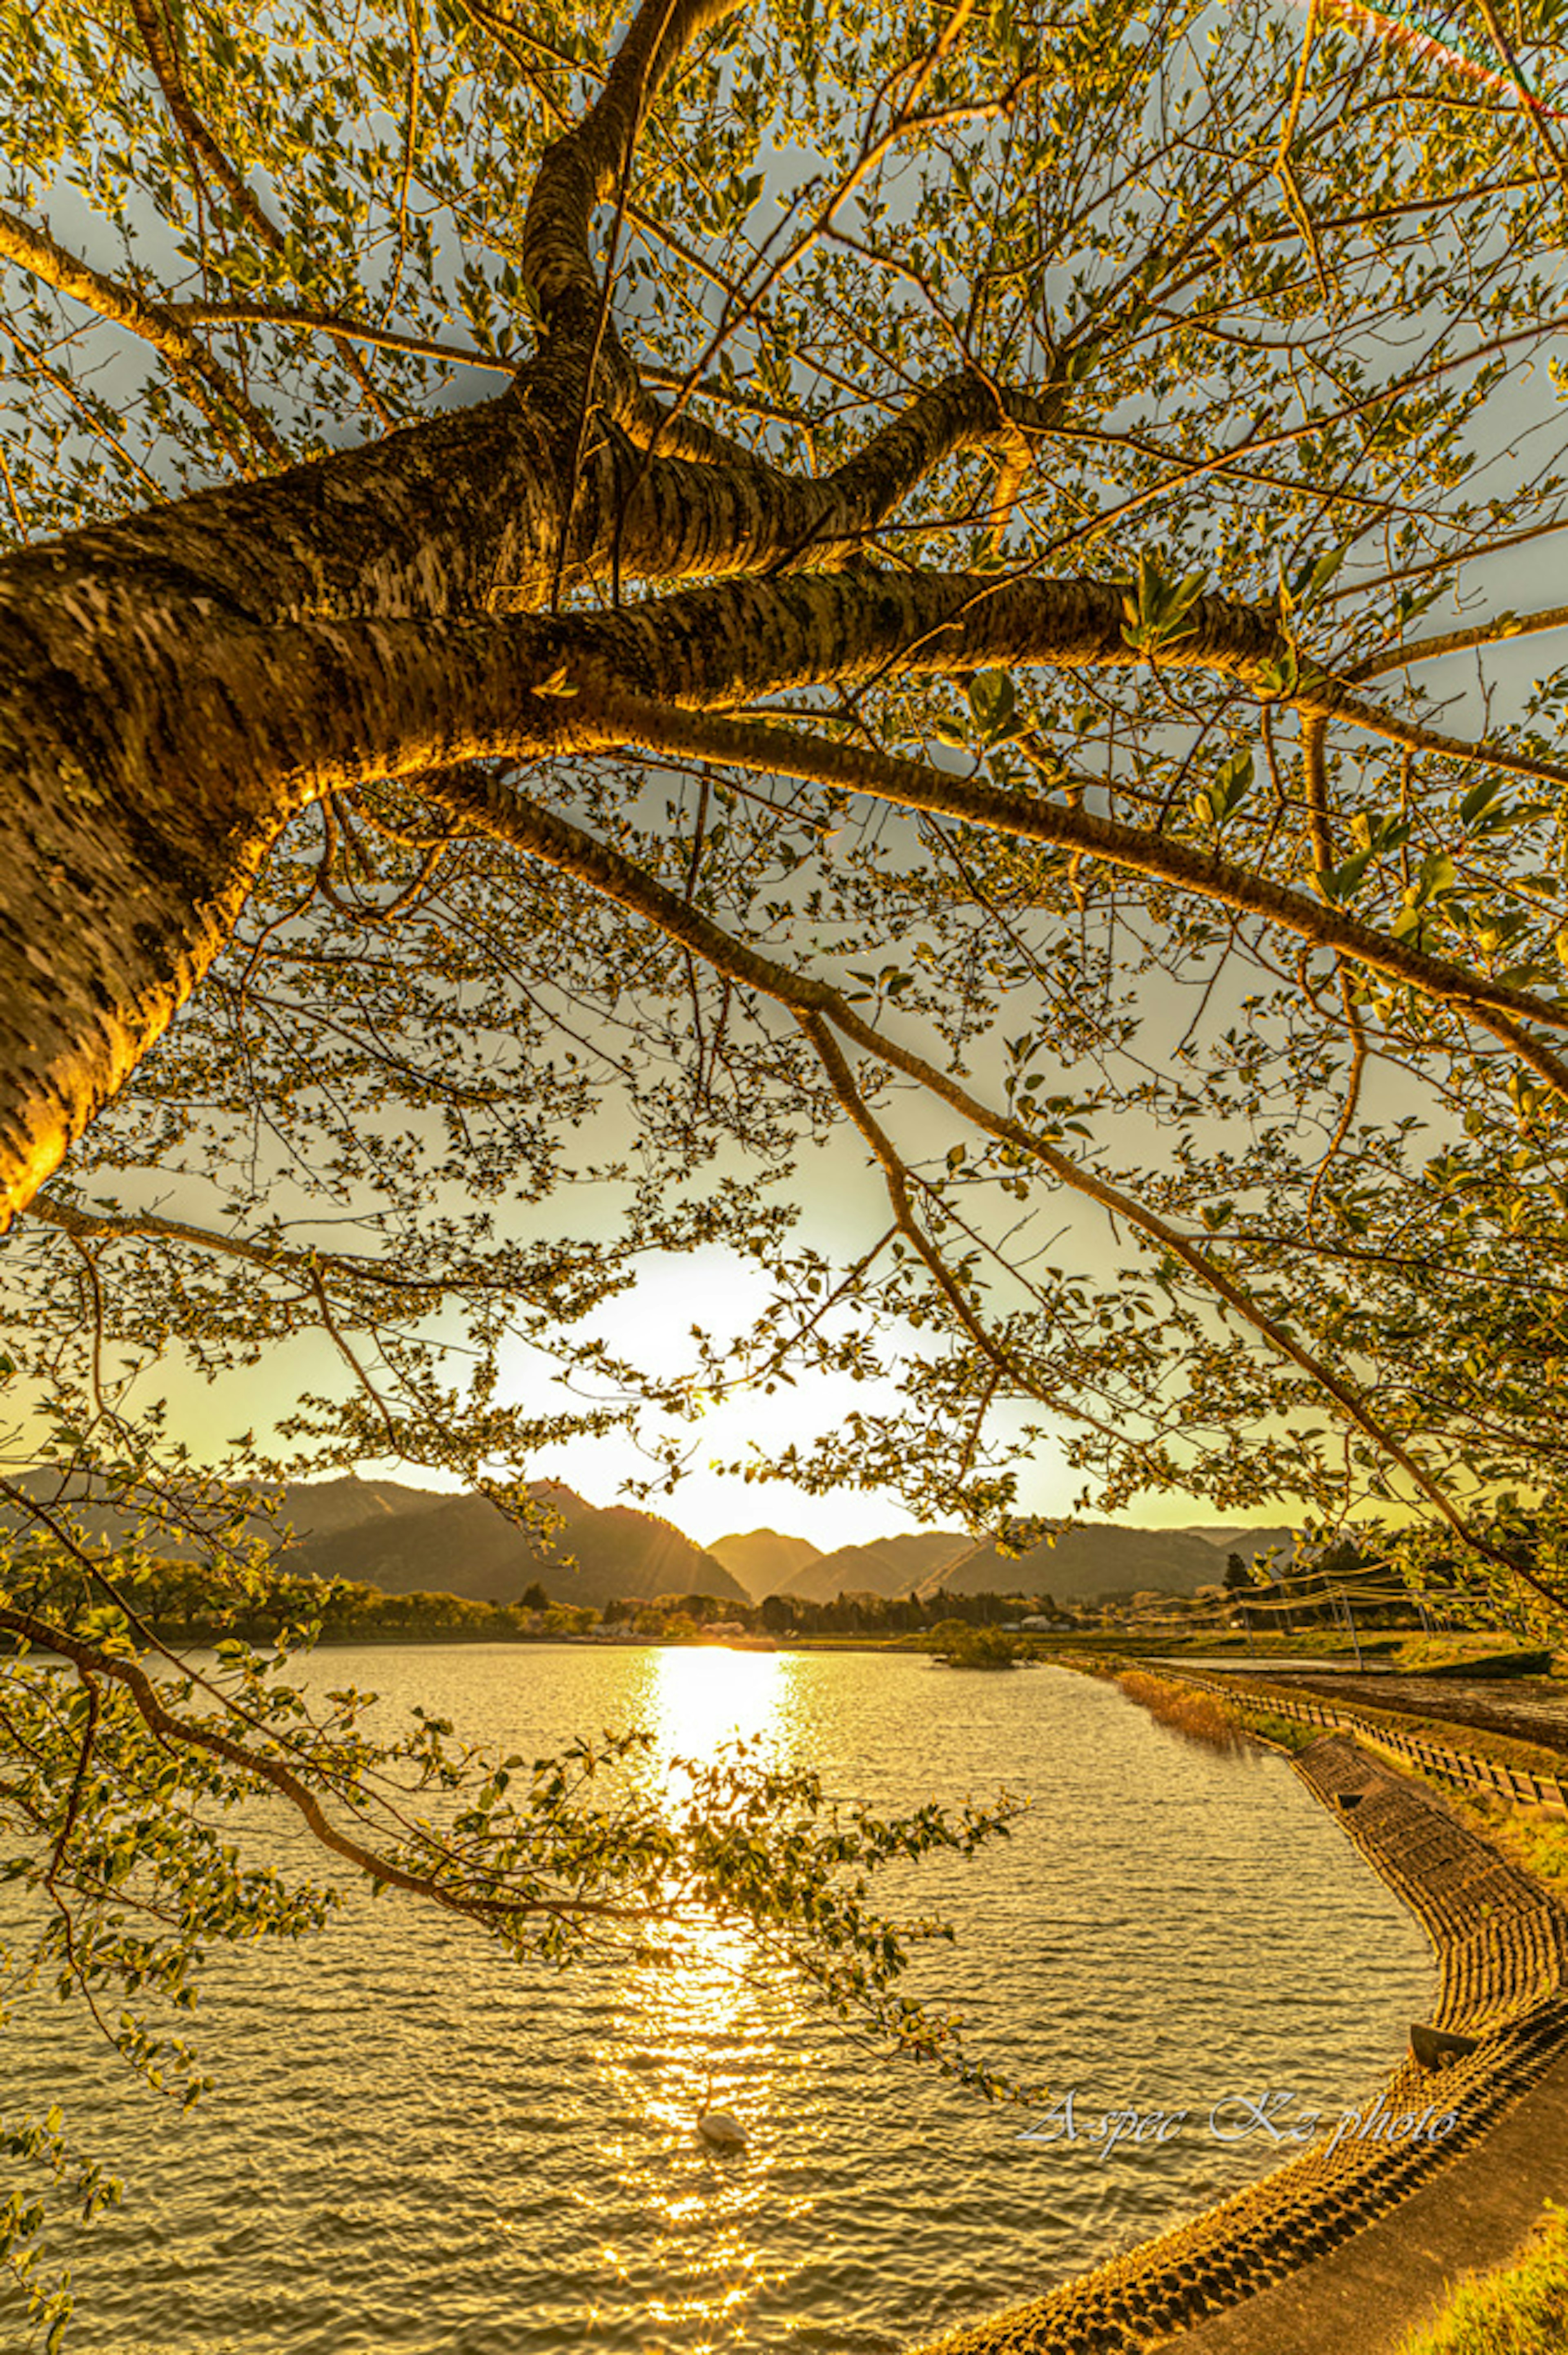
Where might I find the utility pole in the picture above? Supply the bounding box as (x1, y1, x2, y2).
(1336, 1586, 1363, 1671)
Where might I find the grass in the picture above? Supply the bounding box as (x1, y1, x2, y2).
(1148, 1629, 1406, 1661)
(1108, 1667, 1320, 1758)
(1392, 1636, 1558, 1674)
(1065, 1650, 1568, 1804)
(1137, 1630, 1554, 1672)
(1395, 2206, 1568, 2354)
(1236, 1706, 1319, 1754)
(1112, 1669, 1261, 1758)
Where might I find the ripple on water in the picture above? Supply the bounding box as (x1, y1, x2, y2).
(0, 1649, 1434, 2353)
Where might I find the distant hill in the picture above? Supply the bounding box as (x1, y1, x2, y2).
(2, 1465, 1304, 1615)
(1179, 1525, 1299, 1565)
(4, 1469, 747, 1611)
(720, 1524, 1294, 1609)
(920, 1524, 1246, 1604)
(537, 1504, 748, 1608)
(285, 1486, 748, 1610)
(0, 1466, 444, 1559)
(271, 1474, 449, 1539)
(777, 1530, 971, 1603)
(710, 1528, 822, 1599)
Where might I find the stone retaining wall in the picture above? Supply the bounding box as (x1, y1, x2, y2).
(910, 1734, 1568, 2355)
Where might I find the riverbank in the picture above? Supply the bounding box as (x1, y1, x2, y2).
(1149, 2055, 1568, 2355)
(911, 1731, 1568, 2355)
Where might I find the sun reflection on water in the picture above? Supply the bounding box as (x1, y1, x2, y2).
(591, 1645, 815, 2344)
(647, 1644, 792, 1771)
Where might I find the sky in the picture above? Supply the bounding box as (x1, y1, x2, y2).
(135, 1085, 1312, 1550)
(14, 0, 1568, 1555)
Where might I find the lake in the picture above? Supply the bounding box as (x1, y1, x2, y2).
(1, 1646, 1434, 2353)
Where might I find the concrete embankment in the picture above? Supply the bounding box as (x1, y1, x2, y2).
(911, 1733, 1568, 2355)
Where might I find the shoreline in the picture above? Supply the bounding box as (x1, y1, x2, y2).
(911, 1731, 1568, 2355)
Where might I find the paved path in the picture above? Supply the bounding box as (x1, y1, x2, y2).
(1147, 2046, 1568, 2353)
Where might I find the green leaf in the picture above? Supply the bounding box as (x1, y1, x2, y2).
(1459, 775, 1506, 827)
(1303, 545, 1347, 601)
(1316, 847, 1376, 903)
(1412, 850, 1458, 906)
(1210, 749, 1253, 821)
(1254, 645, 1299, 696)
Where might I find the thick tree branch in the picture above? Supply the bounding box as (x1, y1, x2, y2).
(1349, 601, 1568, 683)
(517, 0, 748, 547)
(6, 548, 1562, 1229)
(571, 684, 1568, 1088)
(162, 299, 511, 370)
(1309, 673, 1568, 787)
(0, 205, 287, 469)
(744, 368, 1073, 569)
(425, 765, 1548, 1586)
(530, 565, 1289, 696)
(521, 0, 739, 337)
(128, 0, 282, 252)
(21, 1195, 429, 1290)
(449, 562, 1568, 807)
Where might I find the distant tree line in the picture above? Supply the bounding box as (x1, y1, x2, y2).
(20, 1528, 1522, 1651)
(0, 1551, 599, 1647)
(600, 1587, 1073, 1636)
(0, 1544, 1079, 1650)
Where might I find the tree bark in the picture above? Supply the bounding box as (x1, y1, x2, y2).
(0, 357, 1022, 1222)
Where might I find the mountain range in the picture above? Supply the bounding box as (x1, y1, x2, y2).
(279, 1480, 751, 1610)
(5, 1470, 1294, 1610)
(708, 1528, 823, 1594)
(907, 1523, 1294, 1605)
(710, 1521, 1292, 1603)
(711, 1529, 973, 1604)
(4, 1469, 745, 1613)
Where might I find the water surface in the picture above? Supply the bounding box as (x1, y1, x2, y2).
(2, 1647, 1434, 2353)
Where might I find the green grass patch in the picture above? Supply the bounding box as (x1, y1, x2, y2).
(1395, 2206, 1568, 2354)
(1147, 1631, 1549, 1673)
(1238, 1708, 1319, 1754)
(1391, 1637, 1561, 1675)
(1150, 1630, 1406, 1661)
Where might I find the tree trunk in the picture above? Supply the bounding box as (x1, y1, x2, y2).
(0, 334, 900, 1226)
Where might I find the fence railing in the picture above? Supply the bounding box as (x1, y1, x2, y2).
(1158, 1668, 1568, 1815)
